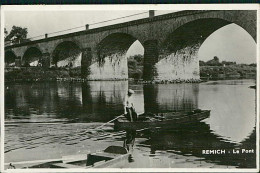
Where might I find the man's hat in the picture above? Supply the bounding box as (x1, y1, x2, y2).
(128, 89, 135, 94)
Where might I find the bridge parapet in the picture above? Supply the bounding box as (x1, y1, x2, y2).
(5, 10, 211, 49)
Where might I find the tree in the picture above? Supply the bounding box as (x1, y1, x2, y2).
(4, 28, 8, 38)
(249, 63, 256, 67)
(133, 54, 143, 63)
(199, 60, 206, 66)
(5, 26, 30, 44)
(213, 56, 219, 61)
(206, 56, 221, 66)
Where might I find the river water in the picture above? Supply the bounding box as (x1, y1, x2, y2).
(5, 79, 256, 168)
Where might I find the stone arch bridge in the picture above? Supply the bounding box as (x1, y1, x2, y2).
(5, 10, 257, 81)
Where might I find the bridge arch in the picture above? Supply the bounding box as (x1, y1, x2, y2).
(154, 12, 256, 82)
(51, 41, 81, 68)
(160, 11, 256, 44)
(97, 33, 141, 59)
(22, 47, 43, 66)
(87, 33, 144, 80)
(5, 50, 17, 67)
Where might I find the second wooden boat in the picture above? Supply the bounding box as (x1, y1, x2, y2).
(7, 146, 129, 169)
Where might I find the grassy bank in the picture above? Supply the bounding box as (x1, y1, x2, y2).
(200, 65, 256, 79)
(5, 63, 256, 82)
(5, 67, 81, 82)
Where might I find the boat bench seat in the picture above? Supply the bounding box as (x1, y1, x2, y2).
(51, 162, 85, 169)
(93, 160, 106, 167)
(90, 152, 120, 159)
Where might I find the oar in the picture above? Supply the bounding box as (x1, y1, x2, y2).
(94, 114, 125, 130)
(82, 114, 125, 134)
(94, 127, 151, 140)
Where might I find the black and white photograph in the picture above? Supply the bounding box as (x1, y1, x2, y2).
(2, 5, 259, 171)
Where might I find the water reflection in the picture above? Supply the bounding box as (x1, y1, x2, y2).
(5, 81, 128, 122)
(5, 80, 255, 139)
(123, 129, 136, 151)
(81, 81, 127, 122)
(143, 84, 198, 113)
(6, 81, 200, 122)
(138, 122, 256, 168)
(5, 80, 256, 168)
(199, 80, 256, 143)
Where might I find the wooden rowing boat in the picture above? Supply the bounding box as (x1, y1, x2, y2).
(114, 109, 210, 131)
(7, 146, 129, 169)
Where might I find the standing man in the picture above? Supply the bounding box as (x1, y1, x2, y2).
(124, 89, 137, 122)
(123, 89, 137, 151)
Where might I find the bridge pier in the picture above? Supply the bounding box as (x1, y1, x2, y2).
(143, 40, 200, 82)
(81, 48, 92, 78)
(143, 40, 158, 81)
(155, 43, 201, 82)
(42, 52, 50, 68)
(15, 57, 22, 67)
(87, 51, 128, 80)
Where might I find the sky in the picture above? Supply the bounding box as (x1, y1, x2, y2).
(4, 10, 256, 64)
(198, 24, 256, 64)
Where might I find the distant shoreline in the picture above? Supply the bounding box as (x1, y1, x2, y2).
(4, 64, 256, 83)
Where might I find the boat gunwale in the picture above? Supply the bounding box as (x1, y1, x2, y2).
(114, 110, 211, 130)
(116, 110, 211, 123)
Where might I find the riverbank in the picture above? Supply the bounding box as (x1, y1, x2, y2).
(5, 65, 256, 83)
(200, 65, 256, 79)
(5, 67, 81, 82)
(5, 67, 201, 83)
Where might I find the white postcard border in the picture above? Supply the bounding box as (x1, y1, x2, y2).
(1, 4, 259, 173)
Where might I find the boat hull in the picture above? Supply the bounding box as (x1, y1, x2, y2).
(114, 110, 210, 131)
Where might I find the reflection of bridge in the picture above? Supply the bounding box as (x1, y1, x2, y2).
(5, 81, 199, 122)
(140, 123, 256, 168)
(5, 10, 256, 81)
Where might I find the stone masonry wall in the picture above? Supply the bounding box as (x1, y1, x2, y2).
(57, 53, 82, 68)
(87, 52, 128, 80)
(155, 43, 201, 82)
